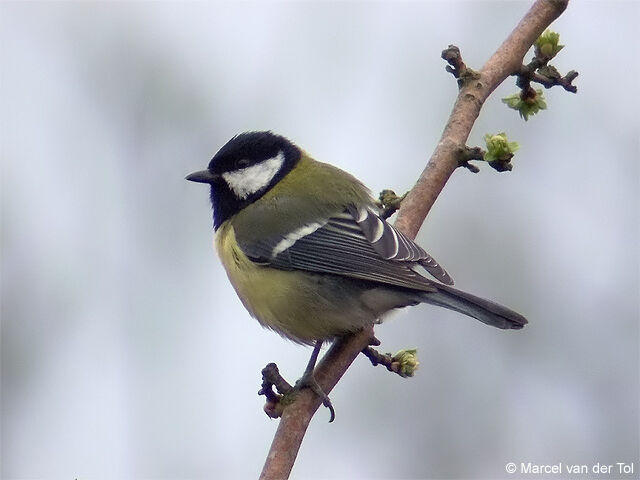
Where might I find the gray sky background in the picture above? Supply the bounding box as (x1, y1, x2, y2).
(1, 1, 638, 479)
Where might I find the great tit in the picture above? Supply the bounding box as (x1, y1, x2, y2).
(187, 131, 527, 415)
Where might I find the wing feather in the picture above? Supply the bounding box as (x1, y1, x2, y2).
(236, 205, 453, 289)
(272, 225, 437, 291)
(348, 206, 453, 284)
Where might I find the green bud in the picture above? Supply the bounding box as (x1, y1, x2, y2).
(502, 92, 522, 110)
(392, 348, 419, 378)
(535, 30, 564, 60)
(483, 133, 519, 171)
(501, 89, 547, 121)
(378, 189, 404, 208)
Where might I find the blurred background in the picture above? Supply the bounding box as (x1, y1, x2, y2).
(1, 1, 638, 479)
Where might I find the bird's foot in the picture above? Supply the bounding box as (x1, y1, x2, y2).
(294, 370, 335, 423)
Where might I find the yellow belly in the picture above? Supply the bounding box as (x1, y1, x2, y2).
(214, 222, 375, 344)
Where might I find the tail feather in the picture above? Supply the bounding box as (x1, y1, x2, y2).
(421, 284, 528, 330)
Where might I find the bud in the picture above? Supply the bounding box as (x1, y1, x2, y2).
(483, 133, 520, 172)
(392, 349, 419, 378)
(535, 30, 564, 60)
(502, 89, 547, 121)
(484, 133, 519, 161)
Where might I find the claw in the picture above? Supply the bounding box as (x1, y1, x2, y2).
(296, 340, 336, 422)
(295, 370, 336, 423)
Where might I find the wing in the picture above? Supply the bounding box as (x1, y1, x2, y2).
(236, 205, 454, 291)
(346, 206, 453, 284)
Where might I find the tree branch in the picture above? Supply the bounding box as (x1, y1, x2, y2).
(260, 328, 374, 480)
(395, 0, 569, 237)
(260, 1, 570, 478)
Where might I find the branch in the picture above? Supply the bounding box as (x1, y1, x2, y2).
(260, 328, 374, 480)
(520, 64, 578, 93)
(395, 0, 569, 238)
(260, 1, 570, 478)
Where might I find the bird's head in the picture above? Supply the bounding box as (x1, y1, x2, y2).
(187, 131, 301, 229)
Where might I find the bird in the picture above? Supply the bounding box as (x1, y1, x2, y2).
(187, 131, 527, 419)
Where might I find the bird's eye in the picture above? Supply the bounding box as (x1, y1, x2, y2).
(236, 159, 250, 169)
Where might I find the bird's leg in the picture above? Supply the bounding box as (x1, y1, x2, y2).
(295, 340, 336, 422)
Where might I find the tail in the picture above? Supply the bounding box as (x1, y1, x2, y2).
(420, 283, 528, 330)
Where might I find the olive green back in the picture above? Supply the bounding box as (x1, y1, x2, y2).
(230, 152, 373, 242)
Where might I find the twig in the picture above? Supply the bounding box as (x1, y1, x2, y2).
(441, 45, 480, 88)
(395, 0, 569, 238)
(361, 346, 419, 378)
(526, 66, 578, 92)
(457, 146, 484, 173)
(258, 363, 292, 419)
(515, 57, 578, 94)
(260, 1, 570, 479)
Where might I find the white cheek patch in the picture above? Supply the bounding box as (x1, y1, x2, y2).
(271, 222, 325, 257)
(222, 151, 285, 199)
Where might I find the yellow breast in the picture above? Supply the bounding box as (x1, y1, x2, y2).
(214, 222, 374, 344)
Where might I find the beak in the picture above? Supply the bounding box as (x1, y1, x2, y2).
(186, 169, 219, 184)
